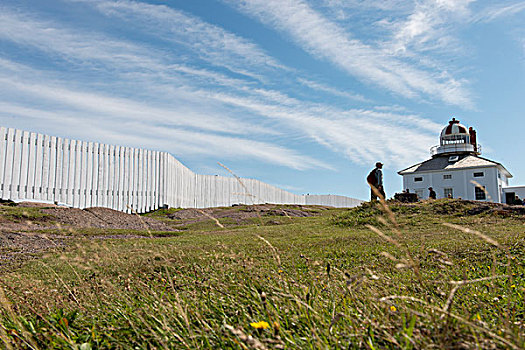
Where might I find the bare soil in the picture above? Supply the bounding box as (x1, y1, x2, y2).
(164, 204, 329, 225)
(0, 203, 178, 270)
(0, 231, 66, 271)
(42, 207, 175, 231)
(0, 203, 330, 269)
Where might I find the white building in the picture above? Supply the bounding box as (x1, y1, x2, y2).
(398, 118, 525, 204)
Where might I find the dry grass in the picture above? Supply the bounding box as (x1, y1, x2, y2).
(0, 198, 523, 349)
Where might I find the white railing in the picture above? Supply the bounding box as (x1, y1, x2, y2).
(430, 143, 481, 156)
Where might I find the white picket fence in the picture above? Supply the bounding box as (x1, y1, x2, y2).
(0, 127, 363, 213)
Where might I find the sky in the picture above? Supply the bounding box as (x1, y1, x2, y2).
(0, 0, 524, 200)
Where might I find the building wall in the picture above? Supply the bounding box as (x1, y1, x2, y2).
(502, 186, 525, 203)
(0, 127, 363, 212)
(402, 166, 500, 201)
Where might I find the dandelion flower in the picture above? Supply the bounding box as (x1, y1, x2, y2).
(250, 321, 270, 330)
(390, 306, 397, 312)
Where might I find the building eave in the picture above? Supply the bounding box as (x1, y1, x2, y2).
(397, 162, 423, 175)
(398, 155, 513, 178)
(400, 164, 497, 175)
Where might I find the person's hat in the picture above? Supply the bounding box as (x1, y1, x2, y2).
(375, 162, 383, 167)
(428, 187, 433, 190)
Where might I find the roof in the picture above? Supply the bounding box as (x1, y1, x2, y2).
(398, 154, 513, 177)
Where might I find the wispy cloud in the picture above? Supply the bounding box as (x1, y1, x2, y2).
(297, 78, 370, 102)
(69, 0, 370, 102)
(473, 1, 525, 23)
(0, 1, 446, 171)
(0, 6, 167, 72)
(70, 0, 286, 80)
(224, 0, 472, 107)
(321, 0, 410, 13)
(204, 90, 439, 166)
(386, 0, 473, 55)
(0, 27, 329, 170)
(0, 98, 328, 170)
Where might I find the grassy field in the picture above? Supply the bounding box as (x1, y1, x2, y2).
(0, 199, 523, 349)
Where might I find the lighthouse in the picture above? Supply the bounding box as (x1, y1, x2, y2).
(398, 118, 524, 203)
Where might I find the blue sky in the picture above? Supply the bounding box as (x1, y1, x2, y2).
(1, 0, 524, 200)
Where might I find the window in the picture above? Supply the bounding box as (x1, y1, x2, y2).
(443, 174, 452, 180)
(444, 188, 453, 198)
(475, 186, 486, 200)
(414, 177, 423, 182)
(473, 172, 484, 177)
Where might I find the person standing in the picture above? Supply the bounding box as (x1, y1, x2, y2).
(367, 162, 385, 201)
(428, 187, 436, 199)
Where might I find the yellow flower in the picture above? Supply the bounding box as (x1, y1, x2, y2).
(278, 269, 283, 274)
(390, 306, 397, 312)
(511, 284, 516, 288)
(250, 321, 270, 330)
(476, 313, 481, 321)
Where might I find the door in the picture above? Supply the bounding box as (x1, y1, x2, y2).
(505, 192, 515, 204)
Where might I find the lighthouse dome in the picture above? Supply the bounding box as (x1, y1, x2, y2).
(440, 118, 468, 138)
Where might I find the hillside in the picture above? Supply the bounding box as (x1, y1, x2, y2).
(0, 199, 523, 349)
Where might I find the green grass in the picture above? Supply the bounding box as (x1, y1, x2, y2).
(0, 200, 523, 349)
(0, 205, 53, 223)
(141, 207, 184, 221)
